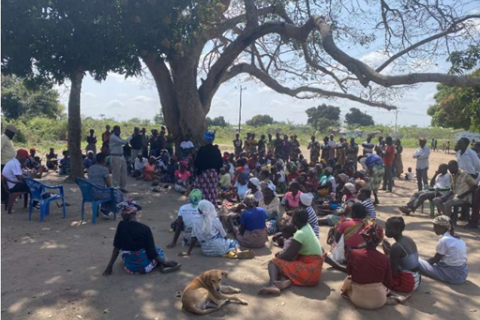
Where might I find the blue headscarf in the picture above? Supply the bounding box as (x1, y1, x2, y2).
(203, 131, 215, 143)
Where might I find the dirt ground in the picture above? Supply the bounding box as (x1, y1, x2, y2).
(2, 147, 479, 320)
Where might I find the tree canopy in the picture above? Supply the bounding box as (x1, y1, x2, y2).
(207, 116, 228, 127)
(427, 68, 480, 131)
(345, 108, 375, 127)
(306, 104, 340, 131)
(1, 75, 65, 120)
(246, 114, 274, 127)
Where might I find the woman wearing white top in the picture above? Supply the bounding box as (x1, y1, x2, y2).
(418, 216, 468, 284)
(179, 200, 254, 259)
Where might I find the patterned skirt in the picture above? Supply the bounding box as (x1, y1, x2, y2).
(121, 247, 164, 275)
(391, 270, 421, 293)
(92, 188, 125, 214)
(272, 255, 323, 286)
(368, 165, 385, 193)
(194, 169, 219, 204)
(236, 228, 268, 248)
(200, 235, 238, 257)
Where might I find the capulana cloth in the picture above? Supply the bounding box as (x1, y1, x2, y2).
(189, 189, 203, 207)
(203, 131, 215, 143)
(360, 223, 384, 247)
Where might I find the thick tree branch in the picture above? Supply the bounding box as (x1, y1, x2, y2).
(199, 17, 316, 110)
(376, 14, 480, 72)
(314, 16, 480, 88)
(224, 63, 396, 110)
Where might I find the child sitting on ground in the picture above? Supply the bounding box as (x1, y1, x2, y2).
(143, 157, 157, 181)
(133, 154, 148, 179)
(219, 167, 232, 192)
(273, 224, 297, 251)
(59, 151, 71, 176)
(405, 167, 413, 181)
(174, 160, 191, 194)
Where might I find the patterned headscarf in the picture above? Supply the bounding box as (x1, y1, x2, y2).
(189, 189, 203, 207)
(197, 200, 218, 235)
(360, 223, 384, 247)
(338, 173, 349, 183)
(238, 171, 249, 181)
(433, 215, 459, 238)
(203, 131, 215, 143)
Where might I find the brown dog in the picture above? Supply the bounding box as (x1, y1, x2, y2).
(181, 269, 248, 315)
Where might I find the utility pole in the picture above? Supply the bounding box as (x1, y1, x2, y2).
(238, 86, 246, 133)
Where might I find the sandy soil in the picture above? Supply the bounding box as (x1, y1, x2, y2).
(2, 148, 479, 320)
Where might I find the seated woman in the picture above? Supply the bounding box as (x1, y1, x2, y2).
(174, 160, 191, 194)
(87, 153, 124, 219)
(103, 203, 180, 276)
(273, 162, 287, 193)
(317, 167, 334, 200)
(382, 217, 421, 293)
(46, 148, 58, 170)
(341, 224, 409, 309)
(224, 171, 249, 203)
(179, 200, 254, 259)
(325, 203, 371, 271)
(286, 163, 300, 182)
(259, 184, 280, 234)
(318, 183, 358, 226)
(167, 189, 202, 248)
(143, 157, 157, 181)
(236, 195, 268, 248)
(283, 181, 303, 217)
(259, 209, 323, 295)
(305, 169, 319, 193)
(418, 216, 468, 285)
(244, 177, 263, 202)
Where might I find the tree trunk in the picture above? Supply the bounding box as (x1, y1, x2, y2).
(143, 55, 208, 153)
(66, 69, 84, 181)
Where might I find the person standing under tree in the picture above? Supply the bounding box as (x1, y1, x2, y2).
(362, 135, 375, 156)
(102, 125, 111, 144)
(1, 125, 17, 172)
(233, 133, 243, 158)
(412, 138, 430, 191)
(130, 127, 143, 170)
(109, 125, 132, 193)
(308, 136, 321, 163)
(382, 137, 396, 193)
(141, 128, 149, 158)
(86, 129, 97, 155)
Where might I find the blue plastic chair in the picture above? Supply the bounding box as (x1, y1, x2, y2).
(23, 178, 66, 222)
(75, 178, 117, 224)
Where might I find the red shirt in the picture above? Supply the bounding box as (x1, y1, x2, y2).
(383, 145, 396, 166)
(346, 248, 393, 289)
(175, 170, 190, 182)
(336, 219, 366, 248)
(287, 172, 299, 181)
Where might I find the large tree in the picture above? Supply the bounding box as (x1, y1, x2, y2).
(118, 0, 479, 146)
(246, 114, 274, 127)
(345, 108, 375, 127)
(1, 75, 65, 120)
(427, 68, 480, 131)
(2, 0, 139, 180)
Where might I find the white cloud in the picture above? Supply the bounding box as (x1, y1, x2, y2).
(212, 97, 230, 109)
(131, 95, 155, 103)
(106, 99, 125, 109)
(83, 92, 96, 98)
(108, 72, 141, 84)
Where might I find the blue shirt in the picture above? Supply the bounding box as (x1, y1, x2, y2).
(241, 207, 267, 231)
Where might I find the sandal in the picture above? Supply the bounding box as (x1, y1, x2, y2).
(223, 251, 238, 259)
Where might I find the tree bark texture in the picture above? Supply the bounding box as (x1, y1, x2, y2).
(67, 69, 84, 181)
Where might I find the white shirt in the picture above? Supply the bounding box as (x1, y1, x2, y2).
(456, 149, 480, 176)
(180, 141, 194, 149)
(178, 204, 199, 229)
(413, 146, 430, 169)
(434, 173, 451, 189)
(245, 188, 263, 202)
(109, 133, 132, 155)
(3, 158, 22, 189)
(134, 158, 148, 171)
(191, 216, 226, 242)
(235, 182, 249, 200)
(436, 232, 467, 266)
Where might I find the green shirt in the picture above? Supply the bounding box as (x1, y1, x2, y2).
(293, 224, 323, 256)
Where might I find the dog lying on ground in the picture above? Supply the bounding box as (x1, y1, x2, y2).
(181, 269, 248, 315)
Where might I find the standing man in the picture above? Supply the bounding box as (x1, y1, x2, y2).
(149, 129, 159, 157)
(109, 125, 132, 193)
(382, 137, 396, 192)
(102, 125, 111, 143)
(130, 127, 143, 170)
(328, 134, 336, 161)
(1, 125, 17, 171)
(233, 133, 243, 158)
(362, 135, 375, 156)
(413, 138, 430, 191)
(308, 136, 321, 163)
(274, 133, 283, 159)
(258, 135, 266, 158)
(86, 129, 97, 155)
(141, 128, 149, 158)
(455, 138, 480, 178)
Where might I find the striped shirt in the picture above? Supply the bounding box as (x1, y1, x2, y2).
(306, 206, 319, 237)
(362, 142, 375, 155)
(362, 199, 376, 219)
